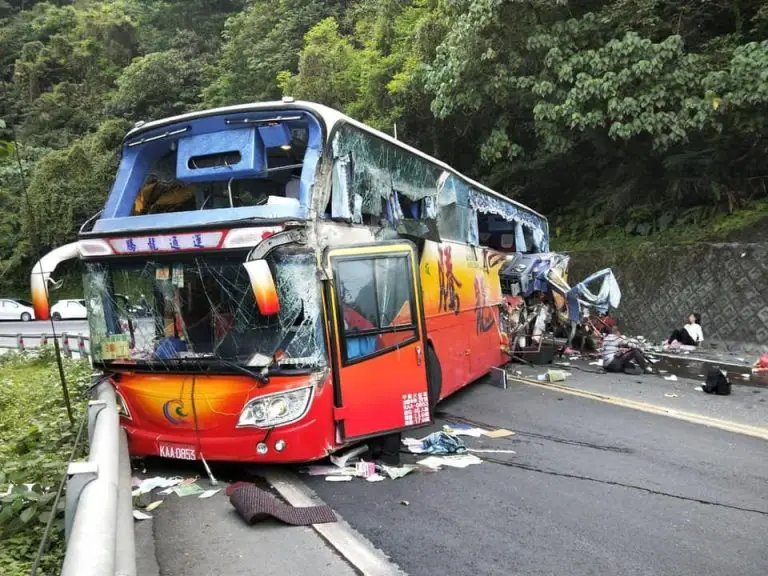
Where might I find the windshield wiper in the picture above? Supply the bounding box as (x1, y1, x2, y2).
(203, 357, 269, 385)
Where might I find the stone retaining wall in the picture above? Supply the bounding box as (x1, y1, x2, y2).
(567, 242, 768, 355)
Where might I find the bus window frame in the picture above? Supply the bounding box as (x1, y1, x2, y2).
(331, 251, 420, 367)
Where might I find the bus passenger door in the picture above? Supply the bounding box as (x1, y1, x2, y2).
(326, 243, 433, 441)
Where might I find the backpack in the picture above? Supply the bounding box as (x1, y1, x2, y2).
(703, 367, 731, 395)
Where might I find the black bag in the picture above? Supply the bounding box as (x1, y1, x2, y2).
(703, 367, 731, 395)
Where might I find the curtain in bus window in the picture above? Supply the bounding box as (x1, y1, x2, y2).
(468, 188, 548, 251)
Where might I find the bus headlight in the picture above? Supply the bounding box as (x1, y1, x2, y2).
(237, 386, 313, 428)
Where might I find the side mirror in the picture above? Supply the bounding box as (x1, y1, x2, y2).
(243, 259, 280, 316)
(30, 242, 80, 320)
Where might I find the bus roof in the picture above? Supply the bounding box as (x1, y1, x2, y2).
(124, 99, 547, 224)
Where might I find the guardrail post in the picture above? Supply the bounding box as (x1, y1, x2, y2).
(16, 334, 24, 352)
(64, 461, 98, 543)
(77, 333, 88, 359)
(61, 333, 71, 357)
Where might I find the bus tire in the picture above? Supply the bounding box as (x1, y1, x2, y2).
(426, 344, 442, 414)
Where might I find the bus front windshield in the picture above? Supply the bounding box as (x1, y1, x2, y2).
(83, 252, 325, 371)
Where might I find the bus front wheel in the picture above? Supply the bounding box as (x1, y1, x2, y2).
(426, 344, 442, 415)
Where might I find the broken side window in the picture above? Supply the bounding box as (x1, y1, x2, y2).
(436, 172, 479, 245)
(330, 124, 440, 238)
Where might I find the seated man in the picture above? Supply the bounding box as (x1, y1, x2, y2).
(602, 326, 650, 375)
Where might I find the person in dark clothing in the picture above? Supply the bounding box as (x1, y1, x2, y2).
(602, 326, 650, 375)
(666, 313, 703, 348)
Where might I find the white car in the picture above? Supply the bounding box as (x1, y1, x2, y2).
(0, 299, 35, 321)
(51, 299, 88, 321)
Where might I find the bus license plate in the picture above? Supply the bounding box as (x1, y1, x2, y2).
(158, 442, 197, 461)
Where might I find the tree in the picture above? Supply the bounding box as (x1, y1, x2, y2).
(201, 0, 339, 107)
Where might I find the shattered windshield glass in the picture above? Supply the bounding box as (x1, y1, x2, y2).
(83, 251, 325, 371)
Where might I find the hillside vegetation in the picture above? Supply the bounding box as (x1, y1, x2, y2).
(1, 0, 767, 290)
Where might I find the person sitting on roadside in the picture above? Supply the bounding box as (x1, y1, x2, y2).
(665, 313, 703, 349)
(602, 326, 651, 375)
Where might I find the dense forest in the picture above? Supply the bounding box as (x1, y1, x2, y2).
(1, 0, 768, 291)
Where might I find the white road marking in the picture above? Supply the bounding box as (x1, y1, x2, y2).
(262, 468, 407, 576)
(507, 374, 768, 441)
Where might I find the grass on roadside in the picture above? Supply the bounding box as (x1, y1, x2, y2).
(0, 349, 92, 576)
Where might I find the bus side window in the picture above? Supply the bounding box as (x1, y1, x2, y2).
(335, 256, 418, 363)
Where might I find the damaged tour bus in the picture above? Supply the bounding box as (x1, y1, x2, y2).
(30, 100, 552, 463)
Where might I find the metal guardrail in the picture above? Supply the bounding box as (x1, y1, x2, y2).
(62, 382, 135, 576)
(0, 332, 89, 357)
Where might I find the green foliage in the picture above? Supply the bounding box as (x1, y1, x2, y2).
(201, 0, 338, 108)
(0, 354, 92, 576)
(2, 0, 768, 299)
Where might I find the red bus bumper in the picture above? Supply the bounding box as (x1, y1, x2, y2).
(115, 372, 338, 463)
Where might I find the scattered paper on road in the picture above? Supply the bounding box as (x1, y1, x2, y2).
(174, 483, 205, 497)
(695, 385, 704, 392)
(417, 457, 447, 470)
(417, 454, 482, 470)
(483, 428, 515, 438)
(131, 476, 184, 497)
(382, 465, 416, 480)
(199, 489, 221, 499)
(133, 510, 152, 521)
(444, 422, 486, 437)
(589, 360, 603, 367)
(664, 393, 679, 398)
(664, 375, 678, 381)
(365, 474, 386, 482)
(468, 448, 516, 454)
(145, 500, 163, 512)
(438, 454, 483, 468)
(402, 437, 426, 453)
(325, 476, 353, 482)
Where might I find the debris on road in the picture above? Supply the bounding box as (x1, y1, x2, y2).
(132, 510, 152, 521)
(131, 476, 184, 497)
(664, 393, 679, 398)
(468, 448, 516, 454)
(664, 375, 678, 381)
(443, 422, 486, 437)
(330, 444, 368, 468)
(355, 461, 377, 478)
(547, 369, 568, 382)
(305, 465, 352, 476)
(199, 489, 221, 499)
(174, 483, 205, 497)
(417, 454, 482, 470)
(229, 483, 336, 526)
(381, 465, 416, 480)
(400, 500, 409, 506)
(483, 428, 515, 438)
(145, 500, 163, 512)
(695, 385, 704, 391)
(365, 474, 386, 482)
(325, 476, 353, 482)
(405, 431, 467, 455)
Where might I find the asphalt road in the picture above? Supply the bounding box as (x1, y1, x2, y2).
(303, 379, 768, 576)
